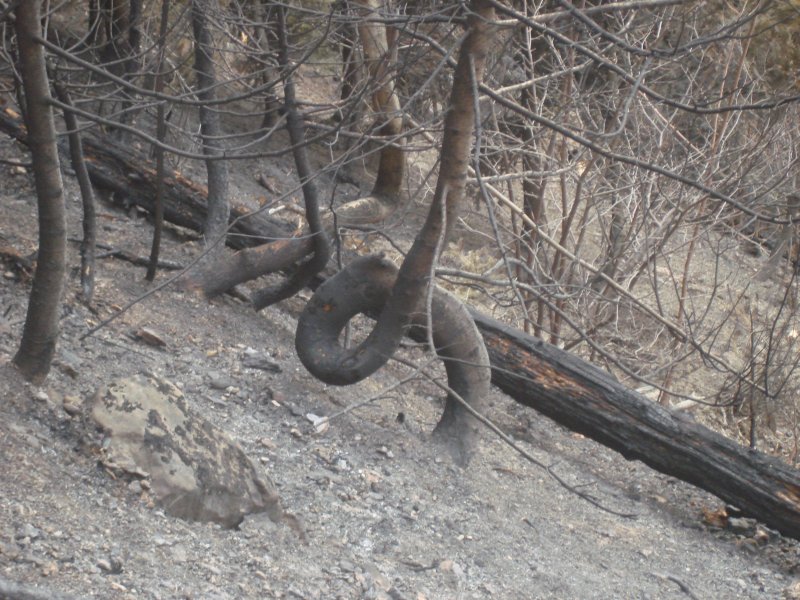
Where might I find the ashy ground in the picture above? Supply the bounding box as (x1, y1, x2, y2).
(0, 129, 799, 599)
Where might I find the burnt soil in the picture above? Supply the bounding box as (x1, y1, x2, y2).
(1, 128, 799, 599)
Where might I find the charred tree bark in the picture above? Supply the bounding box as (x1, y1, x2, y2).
(294, 0, 495, 463)
(191, 0, 230, 246)
(297, 0, 495, 386)
(145, 0, 171, 282)
(297, 255, 489, 464)
(12, 2, 67, 383)
(250, 5, 330, 309)
(357, 0, 404, 201)
(52, 83, 96, 303)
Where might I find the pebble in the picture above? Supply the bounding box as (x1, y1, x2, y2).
(62, 395, 83, 416)
(728, 517, 757, 536)
(41, 561, 59, 576)
(97, 556, 124, 574)
(242, 352, 281, 372)
(16, 523, 43, 541)
(56, 350, 82, 377)
(209, 376, 236, 390)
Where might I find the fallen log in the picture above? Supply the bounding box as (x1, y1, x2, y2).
(3, 108, 800, 539)
(0, 105, 292, 251)
(471, 311, 800, 539)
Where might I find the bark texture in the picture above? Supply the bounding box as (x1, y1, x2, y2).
(191, 0, 230, 245)
(357, 0, 404, 200)
(250, 5, 331, 310)
(296, 255, 489, 464)
(13, 2, 67, 383)
(296, 0, 496, 385)
(53, 83, 96, 302)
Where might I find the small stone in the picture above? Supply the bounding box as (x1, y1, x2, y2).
(209, 376, 236, 390)
(32, 389, 49, 403)
(56, 350, 82, 377)
(97, 556, 123, 574)
(784, 580, 800, 599)
(728, 517, 757, 536)
(339, 560, 356, 572)
(377, 446, 394, 459)
(16, 524, 42, 541)
(258, 437, 277, 450)
(62, 395, 83, 416)
(753, 528, 771, 545)
(133, 327, 167, 348)
(128, 480, 143, 494)
(242, 353, 281, 372)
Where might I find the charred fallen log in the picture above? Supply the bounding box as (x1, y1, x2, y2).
(472, 311, 800, 539)
(0, 105, 292, 252)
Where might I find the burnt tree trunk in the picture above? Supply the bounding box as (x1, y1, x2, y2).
(12, 2, 67, 383)
(52, 83, 96, 303)
(191, 0, 230, 246)
(249, 4, 331, 309)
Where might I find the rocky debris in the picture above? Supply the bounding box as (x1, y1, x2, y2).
(131, 327, 168, 348)
(0, 577, 79, 600)
(90, 375, 286, 529)
(241, 347, 282, 372)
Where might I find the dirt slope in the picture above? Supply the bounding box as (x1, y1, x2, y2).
(0, 136, 799, 599)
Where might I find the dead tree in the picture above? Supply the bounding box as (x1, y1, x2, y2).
(191, 0, 230, 246)
(12, 1, 67, 383)
(184, 0, 407, 297)
(295, 0, 496, 463)
(4, 90, 800, 535)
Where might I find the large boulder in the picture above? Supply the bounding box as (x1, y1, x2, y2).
(90, 375, 285, 529)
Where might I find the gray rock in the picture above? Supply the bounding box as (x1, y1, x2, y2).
(90, 375, 285, 528)
(15, 523, 42, 541)
(209, 375, 236, 390)
(242, 352, 281, 373)
(728, 517, 757, 536)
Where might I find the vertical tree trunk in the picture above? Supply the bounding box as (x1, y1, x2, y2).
(53, 83, 96, 303)
(357, 0, 404, 200)
(146, 0, 171, 281)
(191, 0, 230, 246)
(13, 2, 67, 383)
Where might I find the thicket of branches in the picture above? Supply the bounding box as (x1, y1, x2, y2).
(4, 0, 800, 459)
